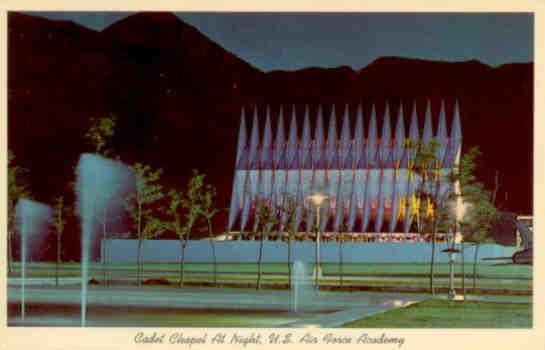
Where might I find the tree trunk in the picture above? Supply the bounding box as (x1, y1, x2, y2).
(179, 238, 186, 287)
(8, 232, 13, 274)
(136, 202, 142, 286)
(472, 243, 480, 292)
(56, 229, 61, 288)
(430, 231, 436, 296)
(461, 241, 466, 297)
(339, 232, 344, 287)
(287, 233, 292, 289)
(429, 168, 442, 297)
(102, 209, 108, 286)
(207, 219, 217, 286)
(314, 229, 319, 289)
(257, 229, 265, 290)
(136, 237, 143, 286)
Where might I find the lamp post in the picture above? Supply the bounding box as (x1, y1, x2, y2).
(442, 244, 460, 300)
(308, 194, 328, 284)
(442, 226, 461, 301)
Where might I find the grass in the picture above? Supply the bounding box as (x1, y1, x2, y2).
(10, 262, 533, 279)
(71, 274, 531, 290)
(8, 262, 532, 293)
(342, 300, 532, 328)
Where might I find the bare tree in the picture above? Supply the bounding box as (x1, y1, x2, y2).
(124, 163, 165, 286)
(51, 196, 72, 287)
(409, 139, 441, 295)
(166, 169, 206, 287)
(197, 182, 222, 286)
(452, 148, 499, 293)
(255, 199, 278, 290)
(7, 150, 30, 274)
(280, 194, 300, 289)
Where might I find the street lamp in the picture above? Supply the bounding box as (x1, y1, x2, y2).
(441, 245, 461, 300)
(308, 193, 328, 283)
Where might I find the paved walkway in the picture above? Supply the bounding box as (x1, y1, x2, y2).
(433, 294, 532, 303)
(282, 300, 418, 328)
(8, 277, 81, 286)
(8, 285, 425, 312)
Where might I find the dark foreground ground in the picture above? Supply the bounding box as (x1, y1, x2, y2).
(7, 285, 531, 328)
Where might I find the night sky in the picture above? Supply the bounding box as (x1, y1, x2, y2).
(28, 12, 533, 71)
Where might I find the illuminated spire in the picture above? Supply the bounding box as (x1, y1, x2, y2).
(340, 104, 351, 165)
(422, 99, 433, 144)
(248, 106, 260, 169)
(286, 105, 299, 167)
(450, 99, 462, 164)
(393, 102, 405, 163)
(260, 105, 273, 168)
(273, 106, 285, 168)
(235, 107, 247, 167)
(326, 105, 338, 167)
(436, 99, 448, 164)
(367, 104, 378, 167)
(380, 101, 392, 164)
(407, 101, 420, 162)
(300, 105, 312, 168)
(354, 103, 365, 166)
(313, 105, 325, 168)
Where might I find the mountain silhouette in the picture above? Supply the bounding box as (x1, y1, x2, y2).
(8, 12, 532, 253)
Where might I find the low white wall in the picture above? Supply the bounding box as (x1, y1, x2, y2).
(101, 239, 518, 264)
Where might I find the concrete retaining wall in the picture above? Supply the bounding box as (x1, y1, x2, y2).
(101, 239, 518, 264)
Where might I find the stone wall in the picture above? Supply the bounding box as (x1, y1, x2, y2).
(102, 239, 517, 264)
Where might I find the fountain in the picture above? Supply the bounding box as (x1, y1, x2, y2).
(15, 199, 52, 320)
(291, 260, 313, 313)
(75, 153, 133, 327)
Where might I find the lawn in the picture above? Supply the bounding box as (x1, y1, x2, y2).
(8, 262, 532, 292)
(10, 261, 533, 279)
(342, 300, 532, 328)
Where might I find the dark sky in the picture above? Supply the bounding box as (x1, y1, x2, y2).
(30, 12, 533, 72)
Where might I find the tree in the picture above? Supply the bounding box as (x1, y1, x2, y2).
(83, 113, 120, 284)
(279, 194, 300, 289)
(7, 150, 30, 273)
(51, 196, 71, 287)
(197, 181, 222, 286)
(124, 163, 165, 286)
(410, 139, 442, 295)
(451, 147, 499, 292)
(255, 199, 278, 290)
(84, 114, 118, 157)
(166, 169, 204, 287)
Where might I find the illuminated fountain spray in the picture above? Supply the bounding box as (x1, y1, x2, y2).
(291, 260, 313, 313)
(76, 153, 133, 327)
(15, 199, 52, 320)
